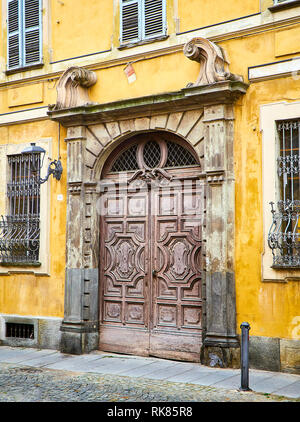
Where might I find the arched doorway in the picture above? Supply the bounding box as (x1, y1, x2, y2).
(99, 131, 204, 362)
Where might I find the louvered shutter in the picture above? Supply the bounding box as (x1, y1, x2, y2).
(120, 0, 141, 44)
(23, 0, 42, 65)
(7, 0, 42, 70)
(7, 0, 21, 69)
(144, 0, 165, 39)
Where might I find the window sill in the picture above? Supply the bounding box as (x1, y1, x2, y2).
(0, 262, 41, 267)
(269, 0, 300, 12)
(6, 63, 44, 76)
(118, 35, 169, 50)
(271, 265, 300, 270)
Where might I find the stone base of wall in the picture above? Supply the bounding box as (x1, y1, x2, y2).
(249, 336, 300, 375)
(201, 345, 240, 369)
(60, 330, 99, 355)
(201, 336, 300, 374)
(0, 314, 62, 350)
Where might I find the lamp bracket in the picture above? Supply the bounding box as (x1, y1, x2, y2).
(39, 159, 63, 184)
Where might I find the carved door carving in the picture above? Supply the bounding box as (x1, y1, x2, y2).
(99, 134, 203, 361)
(150, 178, 203, 361)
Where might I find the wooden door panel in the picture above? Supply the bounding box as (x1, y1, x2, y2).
(100, 176, 203, 361)
(150, 179, 203, 361)
(149, 332, 202, 362)
(100, 326, 150, 356)
(99, 187, 150, 355)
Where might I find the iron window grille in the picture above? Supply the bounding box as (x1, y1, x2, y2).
(268, 120, 300, 267)
(109, 138, 199, 173)
(111, 144, 139, 172)
(0, 153, 41, 265)
(6, 322, 34, 339)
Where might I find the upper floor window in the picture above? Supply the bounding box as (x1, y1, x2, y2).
(120, 0, 167, 46)
(268, 120, 300, 268)
(7, 0, 42, 71)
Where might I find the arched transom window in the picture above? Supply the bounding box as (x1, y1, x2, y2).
(107, 132, 199, 174)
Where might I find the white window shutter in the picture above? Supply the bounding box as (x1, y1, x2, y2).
(144, 0, 165, 39)
(23, 0, 42, 65)
(120, 0, 141, 44)
(7, 0, 21, 69)
(120, 0, 166, 45)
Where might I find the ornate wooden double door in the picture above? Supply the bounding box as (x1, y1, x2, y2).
(99, 135, 204, 361)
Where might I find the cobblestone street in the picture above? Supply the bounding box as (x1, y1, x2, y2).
(0, 363, 298, 403)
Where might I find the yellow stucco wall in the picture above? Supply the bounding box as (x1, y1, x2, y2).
(0, 120, 67, 318)
(178, 0, 260, 33)
(234, 76, 300, 339)
(50, 0, 113, 62)
(0, 1, 299, 342)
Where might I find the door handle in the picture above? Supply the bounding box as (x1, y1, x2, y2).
(152, 269, 157, 277)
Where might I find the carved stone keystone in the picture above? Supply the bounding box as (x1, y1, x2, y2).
(183, 37, 243, 87)
(51, 66, 97, 110)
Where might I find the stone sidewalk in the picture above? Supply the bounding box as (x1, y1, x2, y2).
(0, 346, 299, 399)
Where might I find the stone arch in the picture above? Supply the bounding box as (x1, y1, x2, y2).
(100, 130, 201, 178)
(82, 109, 205, 183)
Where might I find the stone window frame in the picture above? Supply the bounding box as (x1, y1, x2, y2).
(269, 0, 300, 12)
(0, 139, 52, 275)
(260, 100, 300, 282)
(118, 0, 168, 49)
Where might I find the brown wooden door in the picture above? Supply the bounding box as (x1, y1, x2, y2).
(150, 177, 203, 361)
(99, 182, 151, 356)
(99, 133, 203, 362)
(99, 173, 203, 361)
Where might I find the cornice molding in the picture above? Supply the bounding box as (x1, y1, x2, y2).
(48, 80, 248, 127)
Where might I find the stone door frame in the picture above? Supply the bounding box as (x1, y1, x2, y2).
(48, 78, 248, 366)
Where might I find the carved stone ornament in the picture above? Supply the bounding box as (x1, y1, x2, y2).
(50, 66, 97, 110)
(183, 37, 243, 87)
(128, 168, 173, 185)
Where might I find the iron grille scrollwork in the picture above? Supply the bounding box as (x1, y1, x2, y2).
(0, 153, 41, 265)
(268, 120, 300, 268)
(109, 136, 199, 173)
(268, 200, 300, 267)
(0, 215, 40, 264)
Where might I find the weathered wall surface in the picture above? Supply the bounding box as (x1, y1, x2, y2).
(0, 120, 67, 318)
(0, 1, 299, 370)
(234, 75, 300, 339)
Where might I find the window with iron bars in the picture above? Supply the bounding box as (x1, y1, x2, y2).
(268, 120, 300, 267)
(0, 153, 41, 265)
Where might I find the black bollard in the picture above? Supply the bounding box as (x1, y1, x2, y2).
(239, 322, 252, 391)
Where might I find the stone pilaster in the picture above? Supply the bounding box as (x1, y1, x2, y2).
(60, 126, 99, 355)
(201, 104, 239, 368)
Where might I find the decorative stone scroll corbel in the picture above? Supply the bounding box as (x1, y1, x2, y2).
(183, 37, 243, 87)
(50, 66, 97, 110)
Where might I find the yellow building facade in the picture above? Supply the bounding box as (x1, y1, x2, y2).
(0, 0, 299, 373)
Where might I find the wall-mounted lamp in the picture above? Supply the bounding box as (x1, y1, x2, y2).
(21, 143, 63, 184)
